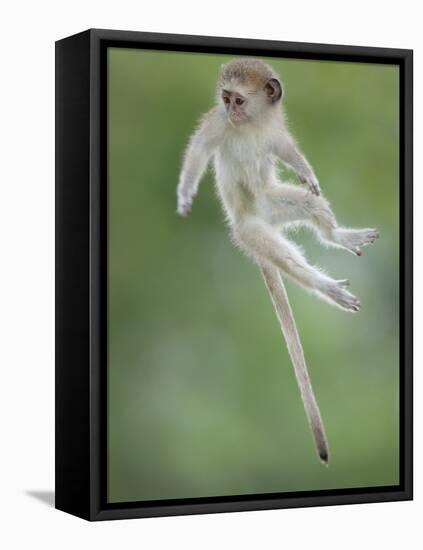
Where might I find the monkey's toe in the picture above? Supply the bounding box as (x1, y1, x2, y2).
(337, 228, 379, 256)
(354, 229, 380, 249)
(325, 282, 361, 313)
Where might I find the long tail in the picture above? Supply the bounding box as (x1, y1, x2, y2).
(260, 263, 329, 465)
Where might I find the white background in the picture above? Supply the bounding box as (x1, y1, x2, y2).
(0, 1, 420, 548)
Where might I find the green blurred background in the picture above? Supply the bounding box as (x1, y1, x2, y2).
(107, 48, 399, 503)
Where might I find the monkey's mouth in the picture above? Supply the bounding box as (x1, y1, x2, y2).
(228, 113, 246, 127)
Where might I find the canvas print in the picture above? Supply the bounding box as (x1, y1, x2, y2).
(107, 48, 399, 503)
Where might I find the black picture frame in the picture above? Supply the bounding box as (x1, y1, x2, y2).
(55, 28, 413, 521)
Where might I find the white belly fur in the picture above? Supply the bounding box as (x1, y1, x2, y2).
(213, 132, 278, 224)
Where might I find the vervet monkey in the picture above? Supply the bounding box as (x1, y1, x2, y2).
(177, 58, 378, 464)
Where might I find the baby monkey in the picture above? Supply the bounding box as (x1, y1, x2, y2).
(177, 58, 378, 464)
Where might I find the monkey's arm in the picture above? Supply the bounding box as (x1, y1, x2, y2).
(177, 114, 217, 216)
(273, 133, 321, 196)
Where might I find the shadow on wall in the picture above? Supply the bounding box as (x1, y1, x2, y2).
(26, 490, 55, 508)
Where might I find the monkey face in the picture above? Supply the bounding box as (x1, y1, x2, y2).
(221, 89, 249, 127)
(218, 59, 283, 128)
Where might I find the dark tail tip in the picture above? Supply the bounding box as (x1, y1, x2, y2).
(320, 450, 329, 466)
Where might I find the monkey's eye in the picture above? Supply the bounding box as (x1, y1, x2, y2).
(235, 98, 245, 105)
(222, 96, 230, 104)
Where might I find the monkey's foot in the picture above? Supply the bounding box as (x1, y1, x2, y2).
(336, 228, 379, 256)
(321, 280, 361, 312)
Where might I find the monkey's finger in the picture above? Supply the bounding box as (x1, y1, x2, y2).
(177, 196, 193, 216)
(309, 182, 321, 196)
(300, 175, 320, 196)
(176, 204, 191, 217)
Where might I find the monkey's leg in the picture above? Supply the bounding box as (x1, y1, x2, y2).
(233, 216, 360, 312)
(260, 262, 329, 464)
(263, 184, 379, 256)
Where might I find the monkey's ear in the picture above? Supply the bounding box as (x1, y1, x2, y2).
(264, 78, 282, 103)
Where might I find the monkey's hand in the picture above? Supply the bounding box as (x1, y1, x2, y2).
(176, 192, 193, 217)
(299, 173, 321, 196)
